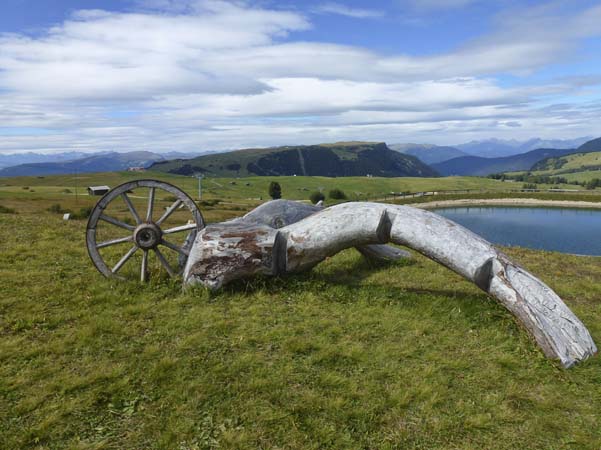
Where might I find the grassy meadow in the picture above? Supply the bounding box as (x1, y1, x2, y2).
(504, 151, 601, 184)
(1, 172, 601, 449)
(1, 170, 598, 215)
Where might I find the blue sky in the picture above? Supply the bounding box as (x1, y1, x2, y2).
(0, 0, 600, 154)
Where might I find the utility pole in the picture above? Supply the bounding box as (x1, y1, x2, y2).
(197, 174, 203, 201)
(74, 168, 79, 204)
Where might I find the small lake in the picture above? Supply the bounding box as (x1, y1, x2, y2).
(432, 206, 601, 256)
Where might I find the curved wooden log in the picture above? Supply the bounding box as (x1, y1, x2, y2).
(184, 202, 597, 368)
(217, 199, 410, 263)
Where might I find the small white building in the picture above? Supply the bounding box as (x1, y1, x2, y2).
(87, 185, 110, 196)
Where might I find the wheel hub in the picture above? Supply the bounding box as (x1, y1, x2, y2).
(134, 223, 162, 249)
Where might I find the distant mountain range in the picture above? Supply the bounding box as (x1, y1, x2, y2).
(0, 151, 167, 177)
(432, 137, 601, 176)
(150, 142, 438, 178)
(0, 151, 202, 177)
(455, 137, 591, 158)
(388, 137, 592, 166)
(0, 151, 90, 169)
(1, 137, 598, 179)
(388, 143, 468, 165)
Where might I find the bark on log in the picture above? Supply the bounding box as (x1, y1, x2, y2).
(218, 199, 411, 263)
(184, 201, 597, 368)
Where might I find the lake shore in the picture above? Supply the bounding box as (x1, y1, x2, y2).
(415, 197, 601, 210)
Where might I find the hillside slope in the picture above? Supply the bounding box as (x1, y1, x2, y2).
(0, 151, 165, 177)
(432, 147, 580, 176)
(532, 151, 601, 172)
(510, 137, 601, 183)
(151, 142, 439, 178)
(576, 137, 601, 153)
(388, 143, 467, 164)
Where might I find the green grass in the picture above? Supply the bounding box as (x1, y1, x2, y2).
(505, 151, 601, 183)
(0, 204, 17, 214)
(1, 176, 601, 449)
(1, 170, 593, 212)
(534, 151, 601, 172)
(561, 170, 601, 183)
(506, 171, 601, 184)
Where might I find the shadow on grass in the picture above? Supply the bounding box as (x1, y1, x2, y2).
(215, 250, 414, 295)
(213, 251, 491, 309)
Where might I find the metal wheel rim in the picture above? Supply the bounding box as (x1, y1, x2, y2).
(86, 179, 204, 282)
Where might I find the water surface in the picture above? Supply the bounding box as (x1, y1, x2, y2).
(432, 206, 601, 256)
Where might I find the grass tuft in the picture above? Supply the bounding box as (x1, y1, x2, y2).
(0, 204, 16, 214)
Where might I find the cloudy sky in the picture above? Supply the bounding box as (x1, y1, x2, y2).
(0, 0, 600, 154)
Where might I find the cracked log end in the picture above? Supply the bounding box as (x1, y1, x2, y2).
(488, 257, 597, 367)
(184, 224, 278, 290)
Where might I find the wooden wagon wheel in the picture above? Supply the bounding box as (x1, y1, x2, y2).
(86, 179, 204, 282)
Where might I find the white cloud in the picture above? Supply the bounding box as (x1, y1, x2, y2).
(0, 2, 309, 100)
(0, 0, 600, 154)
(315, 3, 384, 18)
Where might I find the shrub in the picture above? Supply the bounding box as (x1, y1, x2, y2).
(163, 195, 178, 202)
(22, 186, 29, 190)
(268, 182, 282, 200)
(522, 183, 537, 190)
(0, 205, 16, 214)
(61, 189, 72, 194)
(71, 206, 93, 220)
(199, 199, 221, 207)
(328, 188, 347, 200)
(47, 203, 69, 214)
(309, 191, 325, 204)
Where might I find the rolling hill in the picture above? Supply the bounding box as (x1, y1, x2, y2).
(504, 137, 601, 183)
(576, 137, 601, 153)
(532, 151, 601, 172)
(508, 151, 601, 184)
(432, 147, 582, 176)
(150, 142, 439, 178)
(0, 151, 166, 177)
(388, 143, 467, 164)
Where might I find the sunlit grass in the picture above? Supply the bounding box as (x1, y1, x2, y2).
(0, 182, 600, 449)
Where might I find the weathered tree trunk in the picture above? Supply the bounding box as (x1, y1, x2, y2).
(184, 201, 597, 368)
(215, 199, 411, 263)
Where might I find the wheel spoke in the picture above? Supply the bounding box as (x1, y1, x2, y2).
(141, 250, 148, 282)
(111, 245, 138, 274)
(146, 187, 155, 222)
(163, 223, 197, 234)
(87, 179, 204, 281)
(153, 247, 176, 277)
(100, 214, 136, 231)
(161, 238, 189, 256)
(97, 235, 133, 249)
(156, 199, 183, 226)
(121, 192, 141, 224)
